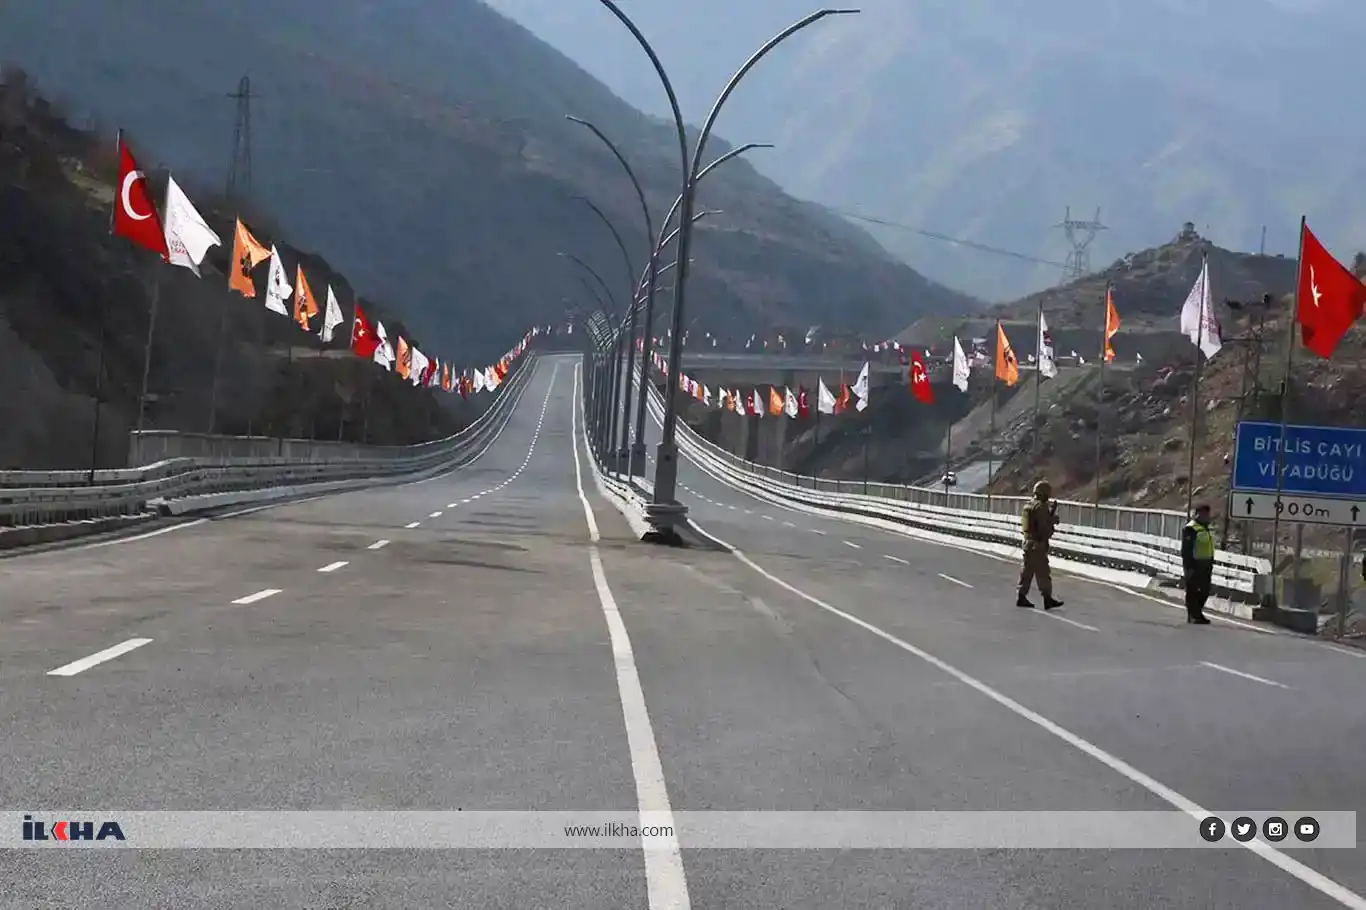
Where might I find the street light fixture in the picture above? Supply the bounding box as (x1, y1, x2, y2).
(591, 0, 859, 510)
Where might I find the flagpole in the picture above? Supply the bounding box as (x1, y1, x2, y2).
(1095, 282, 1110, 509)
(135, 272, 162, 434)
(90, 129, 124, 484)
(1184, 253, 1208, 517)
(1269, 216, 1307, 576)
(987, 381, 997, 506)
(207, 301, 229, 433)
(1032, 298, 1043, 453)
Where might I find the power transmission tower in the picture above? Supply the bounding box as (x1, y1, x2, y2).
(226, 76, 254, 204)
(1054, 206, 1107, 282)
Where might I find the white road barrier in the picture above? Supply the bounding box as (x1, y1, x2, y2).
(0, 354, 539, 537)
(640, 375, 1269, 599)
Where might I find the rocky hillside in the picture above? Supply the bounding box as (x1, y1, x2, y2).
(0, 0, 980, 365)
(0, 73, 472, 470)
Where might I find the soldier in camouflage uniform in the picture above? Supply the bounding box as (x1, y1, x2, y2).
(1018, 480, 1064, 610)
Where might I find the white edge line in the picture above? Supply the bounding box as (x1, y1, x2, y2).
(682, 517, 1365, 910)
(47, 638, 154, 676)
(1200, 660, 1290, 689)
(1039, 611, 1100, 633)
(231, 588, 282, 605)
(937, 572, 973, 589)
(574, 363, 690, 907)
(63, 518, 208, 551)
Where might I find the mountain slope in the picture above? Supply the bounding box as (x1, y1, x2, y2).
(0, 0, 978, 364)
(482, 0, 1366, 302)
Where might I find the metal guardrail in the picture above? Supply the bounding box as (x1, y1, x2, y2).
(0, 355, 538, 529)
(642, 375, 1270, 597)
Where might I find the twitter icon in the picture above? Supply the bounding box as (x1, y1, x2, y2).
(1231, 817, 1257, 842)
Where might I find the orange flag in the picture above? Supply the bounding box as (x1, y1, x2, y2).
(293, 266, 319, 331)
(995, 321, 1019, 387)
(228, 218, 270, 297)
(1103, 285, 1120, 362)
(768, 386, 784, 416)
(395, 337, 412, 379)
(441, 362, 453, 392)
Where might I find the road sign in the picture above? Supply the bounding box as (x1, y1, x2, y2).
(1231, 491, 1366, 527)
(1232, 421, 1366, 498)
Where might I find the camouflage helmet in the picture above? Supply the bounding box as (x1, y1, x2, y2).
(1033, 480, 1052, 498)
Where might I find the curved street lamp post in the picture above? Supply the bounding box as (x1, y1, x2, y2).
(591, 0, 858, 509)
(562, 252, 626, 469)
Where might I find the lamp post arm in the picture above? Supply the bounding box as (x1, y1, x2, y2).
(573, 194, 636, 290)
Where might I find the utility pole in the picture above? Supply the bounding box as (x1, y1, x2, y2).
(1054, 206, 1107, 283)
(226, 76, 254, 204)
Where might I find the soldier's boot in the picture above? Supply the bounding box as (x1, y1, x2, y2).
(1043, 596, 1064, 610)
(1016, 592, 1035, 608)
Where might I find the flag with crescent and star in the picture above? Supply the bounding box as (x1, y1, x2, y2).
(910, 350, 934, 404)
(1297, 221, 1366, 359)
(112, 138, 168, 258)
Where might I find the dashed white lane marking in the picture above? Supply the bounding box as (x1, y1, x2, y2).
(318, 561, 349, 573)
(48, 638, 154, 677)
(937, 572, 972, 588)
(811, 529, 826, 535)
(762, 515, 775, 522)
(1038, 611, 1100, 633)
(232, 588, 282, 605)
(1201, 660, 1290, 689)
(744, 509, 753, 515)
(689, 521, 1366, 910)
(843, 540, 862, 550)
(882, 554, 910, 565)
(429, 511, 443, 518)
(571, 364, 690, 909)
(782, 520, 795, 527)
(404, 521, 421, 529)
(368, 540, 390, 550)
(447, 503, 459, 509)
(728, 505, 737, 511)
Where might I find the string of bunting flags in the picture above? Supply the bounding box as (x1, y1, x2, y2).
(109, 131, 541, 411)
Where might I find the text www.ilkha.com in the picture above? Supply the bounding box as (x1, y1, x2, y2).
(563, 822, 673, 838)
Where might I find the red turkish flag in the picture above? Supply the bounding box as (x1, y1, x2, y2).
(112, 141, 168, 259)
(910, 350, 934, 404)
(350, 302, 380, 359)
(1297, 222, 1366, 359)
(797, 386, 810, 418)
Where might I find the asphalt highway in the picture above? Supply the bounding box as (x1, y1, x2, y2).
(1, 353, 1363, 908)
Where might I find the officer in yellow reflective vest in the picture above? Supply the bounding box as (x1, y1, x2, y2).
(1018, 480, 1064, 610)
(1181, 503, 1215, 625)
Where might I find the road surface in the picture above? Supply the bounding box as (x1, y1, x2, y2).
(2, 353, 1364, 908)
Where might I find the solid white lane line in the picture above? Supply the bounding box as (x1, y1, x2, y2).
(48, 638, 153, 677)
(843, 541, 862, 550)
(1200, 661, 1290, 689)
(882, 554, 910, 565)
(368, 540, 390, 550)
(690, 521, 1364, 910)
(71, 519, 207, 550)
(1038, 611, 1100, 633)
(232, 588, 282, 605)
(938, 572, 972, 588)
(429, 511, 443, 518)
(318, 561, 349, 573)
(572, 364, 690, 909)
(404, 522, 421, 529)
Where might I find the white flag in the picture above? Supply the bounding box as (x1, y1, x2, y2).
(952, 337, 970, 393)
(853, 362, 870, 411)
(752, 389, 764, 417)
(373, 321, 394, 369)
(320, 285, 344, 343)
(817, 378, 837, 414)
(703, 385, 712, 407)
(473, 368, 486, 393)
(162, 175, 221, 276)
(734, 390, 747, 417)
(784, 387, 799, 418)
(264, 246, 292, 315)
(1179, 257, 1222, 360)
(1036, 313, 1057, 379)
(409, 348, 429, 387)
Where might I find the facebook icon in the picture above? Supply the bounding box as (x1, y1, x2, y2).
(1199, 816, 1226, 843)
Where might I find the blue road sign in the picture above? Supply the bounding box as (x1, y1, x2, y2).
(1232, 421, 1366, 499)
